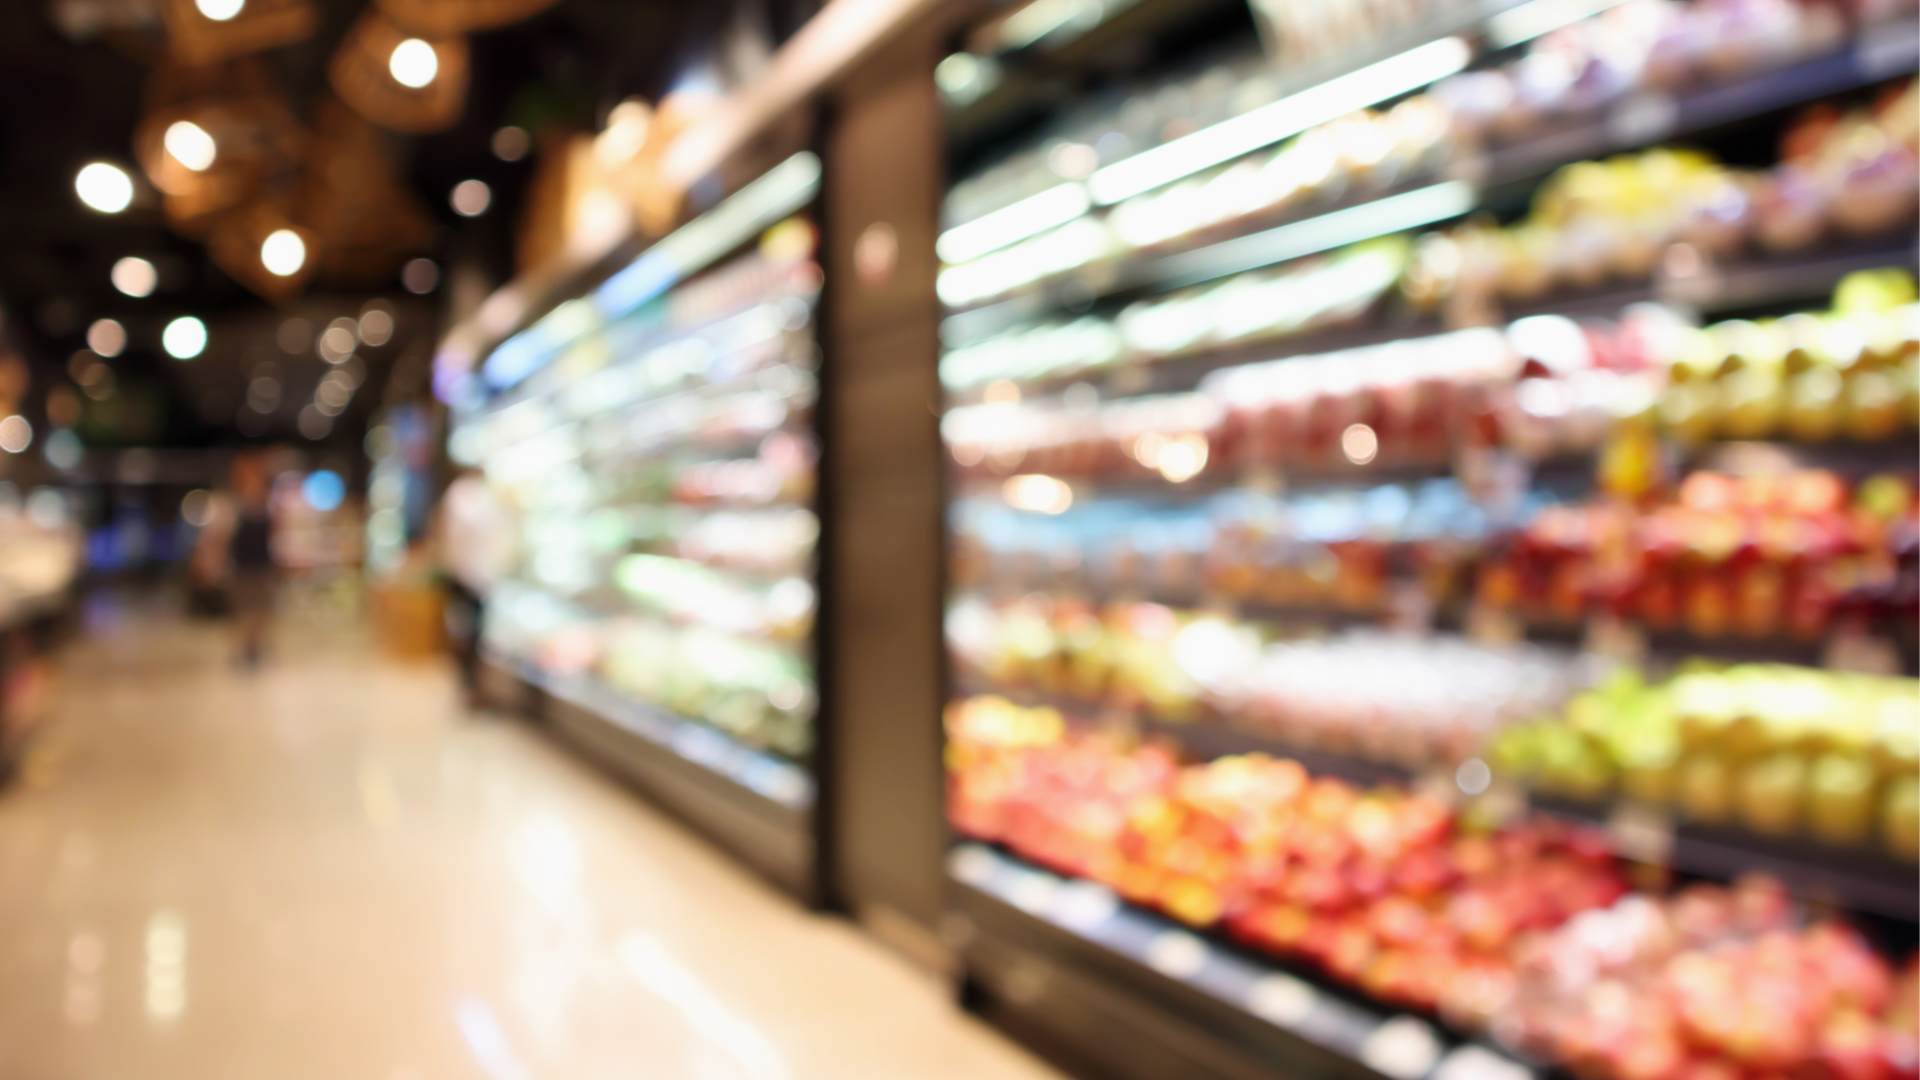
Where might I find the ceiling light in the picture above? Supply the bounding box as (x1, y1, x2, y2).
(1087, 36, 1473, 205)
(937, 182, 1091, 264)
(277, 318, 311, 354)
(86, 319, 126, 358)
(297, 406, 332, 441)
(389, 39, 439, 89)
(195, 0, 245, 20)
(260, 229, 306, 276)
(357, 307, 394, 345)
(1159, 180, 1475, 289)
(163, 121, 217, 172)
(450, 179, 491, 217)
(1487, 0, 1629, 47)
(75, 163, 133, 214)
(318, 326, 356, 362)
(0, 416, 32, 454)
(112, 257, 158, 298)
(492, 126, 530, 162)
(402, 258, 439, 294)
(162, 316, 207, 360)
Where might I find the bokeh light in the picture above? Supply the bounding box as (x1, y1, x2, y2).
(451, 180, 492, 217)
(44, 429, 82, 471)
(86, 319, 125, 357)
(297, 406, 332, 441)
(277, 318, 311, 354)
(75, 163, 132, 213)
(259, 229, 305, 276)
(492, 126, 530, 161)
(0, 416, 33, 453)
(357, 306, 394, 346)
(163, 121, 216, 172)
(388, 39, 438, 89)
(195, 0, 244, 19)
(112, 257, 157, 298)
(402, 258, 439, 294)
(318, 324, 356, 363)
(301, 470, 345, 512)
(180, 489, 213, 527)
(1340, 422, 1379, 465)
(162, 316, 207, 360)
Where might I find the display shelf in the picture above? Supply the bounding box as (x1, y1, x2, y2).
(532, 665, 821, 900)
(1479, 20, 1920, 189)
(941, 26, 1920, 330)
(944, 234, 1920, 405)
(1514, 617, 1919, 676)
(950, 842, 1534, 1080)
(1531, 794, 1920, 923)
(952, 681, 1920, 921)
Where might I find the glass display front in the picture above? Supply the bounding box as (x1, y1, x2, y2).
(457, 197, 823, 803)
(939, 0, 1920, 1073)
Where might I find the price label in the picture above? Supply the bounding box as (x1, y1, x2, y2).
(1607, 92, 1678, 146)
(1607, 802, 1676, 866)
(1362, 1017, 1443, 1080)
(947, 845, 998, 886)
(1050, 880, 1119, 933)
(1583, 614, 1648, 667)
(1144, 930, 1208, 980)
(1465, 602, 1523, 646)
(1247, 972, 1317, 1027)
(1825, 631, 1903, 677)
(1240, 465, 1283, 495)
(1009, 870, 1059, 914)
(1433, 1045, 1535, 1080)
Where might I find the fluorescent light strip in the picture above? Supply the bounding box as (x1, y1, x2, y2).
(1158, 180, 1476, 289)
(483, 151, 821, 392)
(937, 183, 1092, 264)
(998, 0, 1087, 49)
(1485, 0, 1628, 47)
(1087, 36, 1473, 206)
(594, 150, 823, 319)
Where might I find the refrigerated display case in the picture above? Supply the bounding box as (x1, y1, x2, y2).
(935, 2, 1920, 1078)
(447, 152, 829, 897)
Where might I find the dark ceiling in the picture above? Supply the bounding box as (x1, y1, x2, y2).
(0, 0, 819, 451)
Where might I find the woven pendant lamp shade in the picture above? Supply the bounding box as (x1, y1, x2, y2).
(300, 98, 436, 285)
(373, 0, 561, 37)
(160, 0, 316, 67)
(206, 202, 315, 302)
(329, 10, 468, 134)
(135, 59, 304, 237)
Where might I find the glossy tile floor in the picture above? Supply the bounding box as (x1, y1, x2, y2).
(0, 592, 1061, 1080)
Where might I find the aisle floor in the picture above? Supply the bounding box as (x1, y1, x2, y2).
(0, 593, 1061, 1080)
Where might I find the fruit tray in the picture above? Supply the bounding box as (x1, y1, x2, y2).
(951, 841, 1537, 1080)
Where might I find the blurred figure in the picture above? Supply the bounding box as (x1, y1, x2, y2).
(436, 467, 506, 707)
(198, 452, 280, 668)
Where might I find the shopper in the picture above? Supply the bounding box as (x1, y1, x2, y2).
(223, 451, 279, 669)
(436, 467, 507, 707)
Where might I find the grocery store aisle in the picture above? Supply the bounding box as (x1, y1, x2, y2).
(0, 591, 1058, 1080)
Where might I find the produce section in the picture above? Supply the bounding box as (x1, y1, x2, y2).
(937, 0, 1920, 1077)
(451, 154, 827, 896)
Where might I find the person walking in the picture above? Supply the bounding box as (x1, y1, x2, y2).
(224, 452, 279, 668)
(436, 467, 508, 707)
